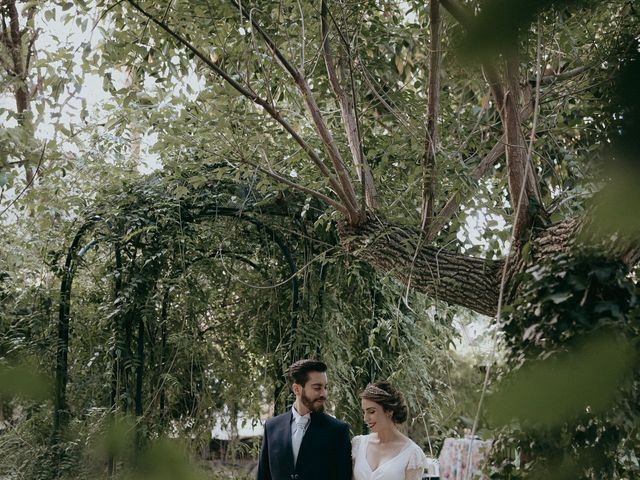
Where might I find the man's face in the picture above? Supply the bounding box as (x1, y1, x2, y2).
(296, 371, 328, 413)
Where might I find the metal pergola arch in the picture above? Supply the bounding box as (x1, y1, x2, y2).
(50, 185, 319, 471)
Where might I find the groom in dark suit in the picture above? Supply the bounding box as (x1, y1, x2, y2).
(257, 359, 351, 480)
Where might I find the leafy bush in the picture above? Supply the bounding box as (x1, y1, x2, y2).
(488, 251, 640, 479)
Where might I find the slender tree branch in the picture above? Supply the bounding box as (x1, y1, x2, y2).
(347, 54, 370, 215)
(439, 0, 544, 238)
(439, 0, 508, 122)
(293, 78, 360, 216)
(0, 143, 44, 219)
(358, 62, 411, 130)
(229, 0, 361, 221)
(420, 0, 442, 232)
(526, 19, 544, 189)
(229, 0, 300, 82)
(427, 101, 534, 242)
(325, 4, 376, 211)
(22, 2, 37, 74)
(321, 0, 377, 210)
(483, 64, 506, 118)
(531, 65, 590, 85)
(296, 0, 305, 73)
(24, 28, 37, 73)
(503, 53, 544, 238)
(125, 0, 359, 218)
(239, 154, 350, 216)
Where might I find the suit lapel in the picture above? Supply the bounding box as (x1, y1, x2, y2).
(273, 411, 295, 472)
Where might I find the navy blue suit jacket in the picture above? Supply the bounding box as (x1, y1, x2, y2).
(257, 410, 351, 480)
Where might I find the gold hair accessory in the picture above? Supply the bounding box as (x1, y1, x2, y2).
(365, 384, 391, 397)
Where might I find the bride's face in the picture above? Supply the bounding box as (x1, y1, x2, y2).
(362, 398, 393, 433)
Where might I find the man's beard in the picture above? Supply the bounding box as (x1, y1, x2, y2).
(301, 390, 326, 413)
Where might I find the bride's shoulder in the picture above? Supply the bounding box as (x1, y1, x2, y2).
(351, 434, 368, 445)
(405, 437, 425, 453)
(351, 435, 364, 459)
(351, 434, 371, 453)
(404, 438, 429, 469)
(405, 436, 419, 447)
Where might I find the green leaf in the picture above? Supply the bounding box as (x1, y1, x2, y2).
(487, 331, 635, 428)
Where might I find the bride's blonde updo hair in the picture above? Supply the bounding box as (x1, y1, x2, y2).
(359, 381, 408, 424)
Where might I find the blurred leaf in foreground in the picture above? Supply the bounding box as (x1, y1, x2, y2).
(528, 455, 580, 480)
(587, 47, 640, 246)
(487, 331, 636, 428)
(587, 166, 640, 243)
(458, 0, 586, 61)
(0, 361, 51, 401)
(125, 439, 209, 480)
(95, 415, 136, 462)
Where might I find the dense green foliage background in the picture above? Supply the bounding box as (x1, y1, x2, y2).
(1, 0, 638, 478)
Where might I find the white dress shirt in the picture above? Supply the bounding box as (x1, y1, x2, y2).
(291, 406, 310, 465)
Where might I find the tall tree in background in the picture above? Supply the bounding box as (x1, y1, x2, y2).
(0, 0, 638, 478)
(0, 0, 39, 185)
(101, 2, 639, 475)
(116, 0, 639, 315)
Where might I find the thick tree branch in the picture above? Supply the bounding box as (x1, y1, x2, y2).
(503, 54, 543, 238)
(421, 0, 442, 232)
(125, 0, 360, 220)
(339, 214, 502, 316)
(339, 215, 591, 317)
(321, 0, 377, 210)
(439, 0, 545, 239)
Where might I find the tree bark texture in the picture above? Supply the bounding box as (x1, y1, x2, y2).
(339, 215, 580, 317)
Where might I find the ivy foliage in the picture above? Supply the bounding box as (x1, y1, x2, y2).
(1, 0, 639, 478)
(1, 169, 462, 478)
(487, 251, 640, 478)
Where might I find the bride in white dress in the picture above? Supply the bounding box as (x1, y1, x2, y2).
(352, 382, 429, 480)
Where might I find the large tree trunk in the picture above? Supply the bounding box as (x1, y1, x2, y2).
(338, 216, 579, 317)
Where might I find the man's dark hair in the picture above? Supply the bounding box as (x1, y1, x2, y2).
(287, 359, 327, 387)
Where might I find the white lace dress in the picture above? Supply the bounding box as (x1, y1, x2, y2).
(352, 434, 429, 480)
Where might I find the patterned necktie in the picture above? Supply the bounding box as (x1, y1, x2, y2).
(292, 415, 309, 465)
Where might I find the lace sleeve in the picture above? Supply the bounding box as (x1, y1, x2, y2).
(406, 443, 429, 470)
(351, 435, 362, 459)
